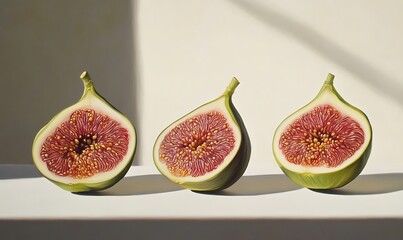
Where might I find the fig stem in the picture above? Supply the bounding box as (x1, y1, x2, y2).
(224, 77, 240, 95)
(80, 71, 93, 86)
(324, 73, 335, 85)
(80, 71, 95, 96)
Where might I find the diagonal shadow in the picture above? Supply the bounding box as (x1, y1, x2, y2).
(313, 173, 403, 195)
(230, 0, 403, 106)
(77, 174, 184, 196)
(0, 164, 42, 179)
(195, 174, 301, 196)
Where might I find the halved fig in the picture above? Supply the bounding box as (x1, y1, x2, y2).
(153, 78, 251, 192)
(273, 73, 372, 189)
(32, 71, 136, 192)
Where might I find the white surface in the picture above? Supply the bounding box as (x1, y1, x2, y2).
(1, 163, 403, 220)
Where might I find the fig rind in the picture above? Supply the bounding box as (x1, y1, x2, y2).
(32, 71, 136, 192)
(153, 78, 251, 192)
(278, 140, 372, 189)
(272, 73, 372, 189)
(48, 165, 132, 192)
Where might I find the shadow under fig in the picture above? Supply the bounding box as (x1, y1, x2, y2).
(195, 174, 302, 196)
(313, 173, 403, 195)
(0, 164, 42, 179)
(77, 174, 184, 196)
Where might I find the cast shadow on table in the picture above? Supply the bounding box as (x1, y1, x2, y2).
(79, 174, 302, 196)
(77, 174, 184, 196)
(194, 174, 302, 196)
(0, 165, 42, 179)
(312, 173, 403, 195)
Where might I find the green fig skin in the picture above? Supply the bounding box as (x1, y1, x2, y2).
(32, 71, 136, 193)
(48, 167, 132, 192)
(273, 73, 372, 189)
(153, 78, 251, 192)
(278, 141, 371, 189)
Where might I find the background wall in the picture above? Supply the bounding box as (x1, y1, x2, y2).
(136, 0, 403, 169)
(1, 0, 403, 170)
(0, 0, 138, 164)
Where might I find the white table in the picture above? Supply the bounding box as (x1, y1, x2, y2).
(1, 163, 403, 239)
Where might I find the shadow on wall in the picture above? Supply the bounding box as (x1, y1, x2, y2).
(0, 0, 140, 164)
(229, 0, 403, 106)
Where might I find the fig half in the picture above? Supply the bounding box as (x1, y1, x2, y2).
(32, 71, 136, 192)
(273, 73, 372, 189)
(153, 78, 251, 192)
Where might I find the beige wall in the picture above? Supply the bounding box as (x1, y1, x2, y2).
(2, 0, 403, 167)
(136, 0, 403, 167)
